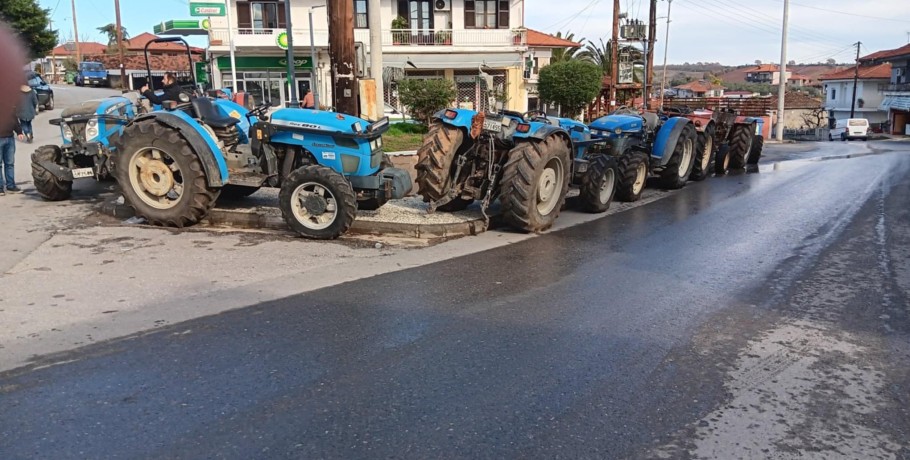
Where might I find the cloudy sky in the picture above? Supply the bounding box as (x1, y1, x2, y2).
(524, 0, 910, 65)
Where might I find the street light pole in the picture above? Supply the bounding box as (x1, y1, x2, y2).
(71, 0, 81, 64)
(224, 0, 238, 93)
(775, 0, 789, 142)
(114, 0, 126, 89)
(658, 0, 672, 111)
(284, 0, 297, 106)
(367, 0, 384, 119)
(309, 5, 326, 110)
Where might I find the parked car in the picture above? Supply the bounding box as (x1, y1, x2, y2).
(75, 62, 109, 87)
(829, 118, 869, 141)
(25, 71, 54, 111)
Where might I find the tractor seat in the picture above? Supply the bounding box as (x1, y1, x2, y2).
(191, 97, 240, 129)
(641, 112, 660, 130)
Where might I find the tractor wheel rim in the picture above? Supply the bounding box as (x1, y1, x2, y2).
(701, 137, 714, 171)
(291, 182, 338, 230)
(723, 152, 730, 170)
(633, 162, 647, 194)
(536, 157, 564, 216)
(599, 168, 615, 204)
(678, 137, 694, 178)
(129, 147, 183, 210)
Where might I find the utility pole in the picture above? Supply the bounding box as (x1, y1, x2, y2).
(367, 0, 384, 119)
(309, 6, 326, 110)
(224, 0, 238, 93)
(775, 0, 789, 142)
(645, 0, 657, 109)
(284, 0, 298, 107)
(610, 0, 620, 107)
(850, 41, 862, 118)
(658, 0, 673, 111)
(114, 0, 126, 89)
(327, 0, 358, 115)
(49, 18, 58, 83)
(71, 0, 81, 64)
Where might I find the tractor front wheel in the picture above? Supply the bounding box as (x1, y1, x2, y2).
(690, 125, 716, 181)
(714, 145, 732, 175)
(659, 123, 697, 189)
(748, 135, 764, 165)
(31, 145, 73, 201)
(616, 150, 650, 202)
(114, 119, 220, 227)
(279, 165, 357, 239)
(580, 154, 619, 213)
(499, 136, 571, 232)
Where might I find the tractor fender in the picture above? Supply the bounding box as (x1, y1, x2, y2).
(514, 123, 571, 145)
(737, 117, 762, 135)
(33, 160, 75, 182)
(433, 108, 479, 132)
(133, 111, 229, 187)
(651, 116, 691, 167)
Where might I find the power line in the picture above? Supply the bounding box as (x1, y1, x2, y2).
(540, 0, 604, 32)
(711, 0, 846, 45)
(699, 0, 847, 49)
(784, 0, 910, 24)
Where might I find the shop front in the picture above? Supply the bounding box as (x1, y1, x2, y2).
(215, 55, 314, 107)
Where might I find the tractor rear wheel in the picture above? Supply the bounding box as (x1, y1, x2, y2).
(218, 185, 260, 201)
(748, 135, 764, 165)
(689, 125, 716, 181)
(31, 145, 72, 201)
(616, 150, 650, 202)
(279, 165, 357, 239)
(580, 154, 619, 213)
(114, 119, 220, 227)
(659, 123, 697, 189)
(415, 124, 465, 207)
(499, 136, 571, 232)
(728, 123, 754, 169)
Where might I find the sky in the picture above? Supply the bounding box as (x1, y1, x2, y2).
(41, 0, 910, 65)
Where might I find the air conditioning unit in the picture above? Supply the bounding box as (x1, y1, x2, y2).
(896, 68, 904, 77)
(435, 0, 451, 12)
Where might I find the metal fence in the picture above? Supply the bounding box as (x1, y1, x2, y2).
(783, 127, 828, 141)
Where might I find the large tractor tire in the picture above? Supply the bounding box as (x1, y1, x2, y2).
(499, 135, 571, 232)
(728, 123, 755, 170)
(689, 125, 716, 181)
(748, 135, 764, 165)
(714, 145, 732, 176)
(218, 185, 260, 201)
(616, 150, 650, 202)
(579, 154, 619, 213)
(114, 119, 220, 227)
(659, 123, 697, 189)
(415, 124, 470, 211)
(31, 145, 73, 201)
(279, 165, 357, 240)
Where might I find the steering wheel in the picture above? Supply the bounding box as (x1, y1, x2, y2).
(522, 110, 548, 121)
(247, 101, 272, 121)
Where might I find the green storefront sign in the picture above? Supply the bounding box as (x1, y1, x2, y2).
(190, 1, 225, 17)
(216, 56, 313, 70)
(153, 19, 210, 36)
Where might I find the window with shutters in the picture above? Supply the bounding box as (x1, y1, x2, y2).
(464, 0, 509, 29)
(236, 2, 286, 32)
(354, 0, 369, 29)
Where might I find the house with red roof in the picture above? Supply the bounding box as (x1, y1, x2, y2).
(745, 64, 791, 85)
(856, 43, 910, 135)
(672, 80, 725, 98)
(819, 62, 892, 127)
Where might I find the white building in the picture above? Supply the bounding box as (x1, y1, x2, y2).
(859, 43, 910, 135)
(819, 63, 891, 126)
(206, 0, 534, 112)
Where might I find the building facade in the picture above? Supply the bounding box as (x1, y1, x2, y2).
(819, 63, 891, 127)
(206, 0, 530, 112)
(860, 44, 910, 135)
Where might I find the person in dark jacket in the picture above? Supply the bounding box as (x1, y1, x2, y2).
(0, 113, 24, 195)
(16, 85, 38, 143)
(140, 72, 182, 105)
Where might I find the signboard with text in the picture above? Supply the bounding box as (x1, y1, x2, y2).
(190, 1, 225, 17)
(618, 62, 634, 84)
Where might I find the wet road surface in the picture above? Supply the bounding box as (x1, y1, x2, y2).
(2, 146, 909, 458)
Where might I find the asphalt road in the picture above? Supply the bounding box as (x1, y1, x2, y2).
(2, 136, 908, 458)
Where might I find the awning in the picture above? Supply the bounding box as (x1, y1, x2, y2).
(154, 19, 210, 36)
(881, 95, 910, 111)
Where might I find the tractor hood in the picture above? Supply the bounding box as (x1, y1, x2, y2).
(589, 114, 643, 135)
(270, 109, 387, 138)
(60, 97, 132, 119)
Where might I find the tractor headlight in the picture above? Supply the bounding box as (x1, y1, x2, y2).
(62, 124, 73, 141)
(614, 127, 623, 135)
(86, 119, 99, 140)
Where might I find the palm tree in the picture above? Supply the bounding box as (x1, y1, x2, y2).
(578, 38, 612, 75)
(549, 31, 585, 63)
(97, 24, 130, 50)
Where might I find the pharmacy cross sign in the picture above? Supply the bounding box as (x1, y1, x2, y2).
(190, 1, 226, 17)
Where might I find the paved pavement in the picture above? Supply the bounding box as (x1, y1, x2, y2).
(0, 87, 908, 457)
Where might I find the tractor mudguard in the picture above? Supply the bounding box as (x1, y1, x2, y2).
(651, 117, 691, 167)
(433, 108, 478, 131)
(514, 123, 570, 143)
(33, 160, 74, 182)
(133, 111, 229, 187)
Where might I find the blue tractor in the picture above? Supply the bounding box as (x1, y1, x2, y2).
(31, 96, 137, 201)
(417, 107, 578, 231)
(112, 37, 410, 239)
(586, 108, 698, 202)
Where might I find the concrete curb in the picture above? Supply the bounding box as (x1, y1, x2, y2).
(97, 199, 486, 240)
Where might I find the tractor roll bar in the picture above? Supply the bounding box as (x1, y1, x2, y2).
(144, 37, 196, 91)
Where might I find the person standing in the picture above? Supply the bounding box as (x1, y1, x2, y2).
(16, 85, 38, 143)
(0, 113, 25, 195)
(301, 88, 315, 109)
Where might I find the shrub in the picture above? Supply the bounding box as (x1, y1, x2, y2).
(538, 60, 603, 118)
(396, 78, 456, 125)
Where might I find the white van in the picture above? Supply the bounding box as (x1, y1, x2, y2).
(829, 118, 869, 141)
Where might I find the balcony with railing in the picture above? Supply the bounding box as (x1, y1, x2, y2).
(883, 82, 910, 94)
(208, 28, 526, 50)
